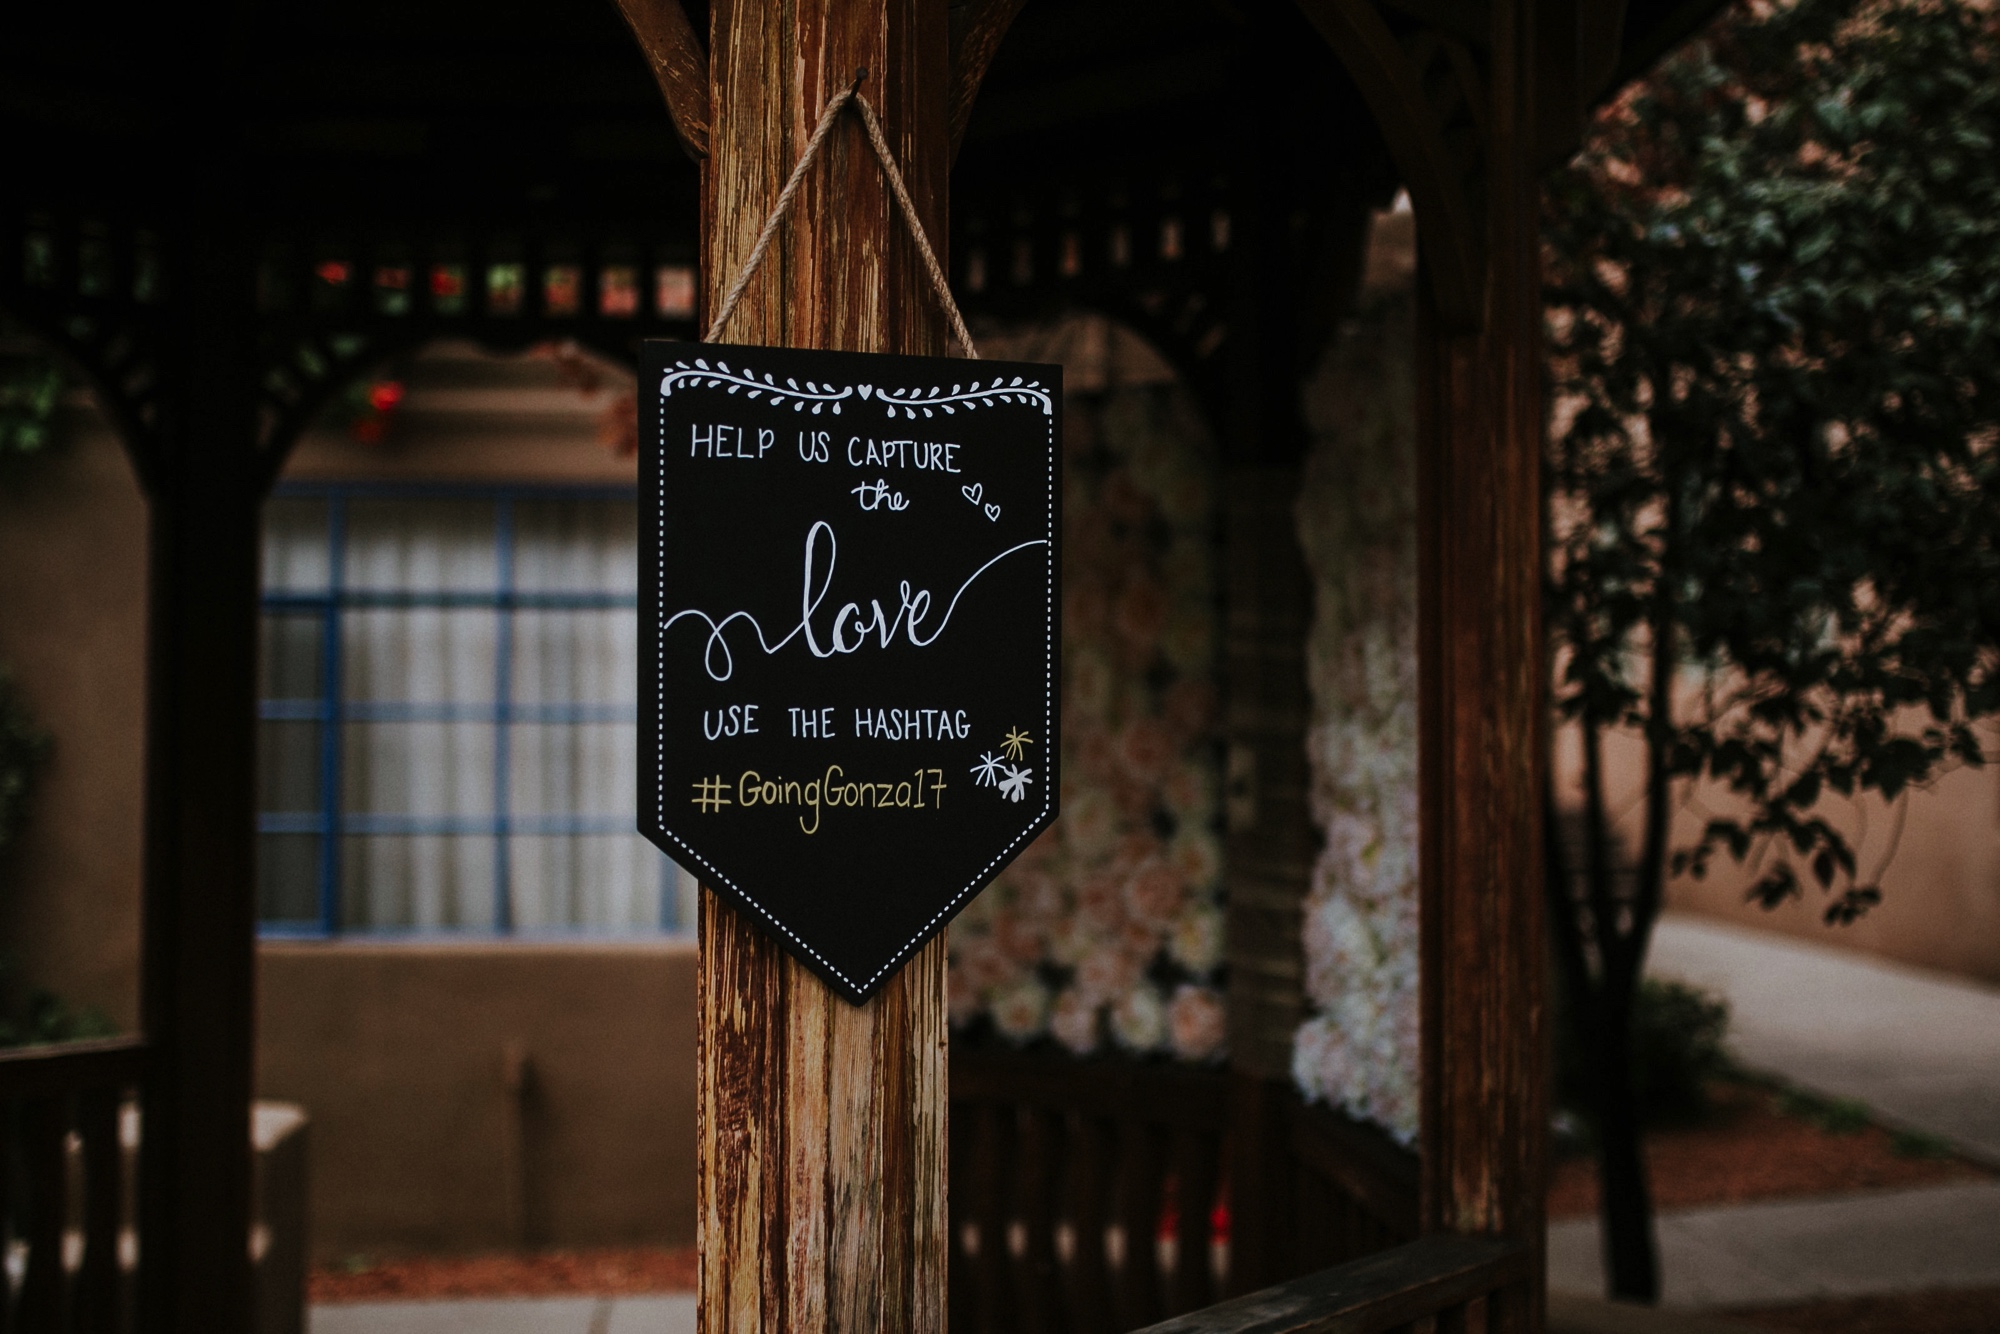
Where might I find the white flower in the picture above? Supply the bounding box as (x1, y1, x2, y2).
(971, 752, 1004, 787)
(1168, 829, 1223, 893)
(998, 765, 1033, 802)
(1110, 983, 1167, 1053)
(1167, 904, 1225, 975)
(991, 978, 1051, 1043)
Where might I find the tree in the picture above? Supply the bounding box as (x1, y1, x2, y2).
(1542, 0, 2000, 1302)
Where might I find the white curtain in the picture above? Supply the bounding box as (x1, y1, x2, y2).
(260, 493, 698, 934)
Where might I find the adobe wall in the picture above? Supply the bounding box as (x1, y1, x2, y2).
(0, 401, 147, 1028)
(1559, 718, 2000, 986)
(1662, 753, 2000, 985)
(257, 939, 698, 1259)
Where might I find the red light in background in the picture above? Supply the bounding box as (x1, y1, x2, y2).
(367, 381, 405, 413)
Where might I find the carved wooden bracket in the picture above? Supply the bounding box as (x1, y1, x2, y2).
(1293, 0, 1489, 332)
(947, 0, 1029, 159)
(611, 0, 711, 158)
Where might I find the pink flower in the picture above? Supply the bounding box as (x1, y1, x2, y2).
(1161, 679, 1217, 741)
(953, 932, 1017, 993)
(994, 909, 1047, 964)
(1113, 577, 1169, 652)
(1077, 868, 1128, 934)
(1077, 726, 1121, 784)
(1118, 718, 1176, 783)
(1168, 985, 1227, 1062)
(1161, 762, 1217, 823)
(1065, 579, 1111, 636)
(1076, 944, 1144, 1004)
(1124, 857, 1185, 924)
(1049, 988, 1102, 1055)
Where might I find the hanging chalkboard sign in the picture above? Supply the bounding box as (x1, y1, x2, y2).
(639, 342, 1062, 1003)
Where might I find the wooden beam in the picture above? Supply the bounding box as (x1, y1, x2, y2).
(1129, 1235, 1529, 1334)
(1413, 0, 1544, 1327)
(612, 0, 711, 158)
(1291, 0, 1485, 331)
(137, 199, 264, 1334)
(697, 1, 951, 1331)
(1377, 0, 1490, 47)
(946, 0, 1029, 159)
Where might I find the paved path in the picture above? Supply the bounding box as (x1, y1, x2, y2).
(1546, 913, 2000, 1310)
(1548, 1180, 2000, 1309)
(310, 1294, 695, 1334)
(1649, 913, 2000, 1165)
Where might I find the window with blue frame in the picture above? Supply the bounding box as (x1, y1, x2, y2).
(257, 481, 694, 936)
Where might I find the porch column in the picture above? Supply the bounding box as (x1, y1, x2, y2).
(697, 3, 952, 1331)
(137, 203, 264, 1333)
(1415, 0, 1546, 1326)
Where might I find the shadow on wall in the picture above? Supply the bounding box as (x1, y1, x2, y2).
(1556, 712, 2000, 987)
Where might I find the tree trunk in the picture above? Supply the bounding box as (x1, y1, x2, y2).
(1594, 998, 1661, 1302)
(696, 3, 951, 1332)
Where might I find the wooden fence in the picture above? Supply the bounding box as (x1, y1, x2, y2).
(0, 1036, 147, 1333)
(949, 1048, 1423, 1334)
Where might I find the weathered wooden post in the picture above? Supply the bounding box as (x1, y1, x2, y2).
(697, 5, 950, 1331)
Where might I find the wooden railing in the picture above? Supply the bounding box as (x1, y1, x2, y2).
(949, 1049, 1421, 1334)
(1129, 1235, 1532, 1334)
(0, 1036, 148, 1333)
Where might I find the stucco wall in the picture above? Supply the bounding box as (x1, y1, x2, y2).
(257, 939, 698, 1261)
(1559, 718, 2000, 986)
(0, 401, 147, 1027)
(1661, 752, 2000, 985)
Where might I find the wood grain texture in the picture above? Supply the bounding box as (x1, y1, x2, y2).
(945, 0, 1028, 158)
(1412, 0, 1545, 1328)
(697, 4, 950, 1325)
(1125, 1234, 1528, 1334)
(701, 898, 948, 1334)
(612, 0, 712, 158)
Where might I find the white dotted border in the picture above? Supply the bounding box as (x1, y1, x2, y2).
(650, 363, 1058, 998)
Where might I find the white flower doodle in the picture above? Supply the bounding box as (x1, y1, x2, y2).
(997, 765, 1033, 803)
(970, 751, 1005, 788)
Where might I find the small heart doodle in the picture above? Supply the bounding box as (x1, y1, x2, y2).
(984, 503, 1001, 522)
(961, 483, 983, 504)
(857, 384, 874, 399)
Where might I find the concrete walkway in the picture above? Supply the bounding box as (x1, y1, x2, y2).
(1548, 1180, 2000, 1308)
(1548, 913, 2000, 1310)
(1649, 912, 2000, 1164)
(310, 1294, 695, 1334)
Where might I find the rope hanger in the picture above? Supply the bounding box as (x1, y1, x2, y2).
(703, 69, 981, 359)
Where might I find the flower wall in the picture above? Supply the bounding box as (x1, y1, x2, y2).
(1291, 212, 1422, 1144)
(948, 315, 1229, 1063)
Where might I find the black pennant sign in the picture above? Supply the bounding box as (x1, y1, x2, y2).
(639, 342, 1063, 1002)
